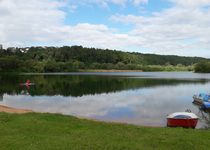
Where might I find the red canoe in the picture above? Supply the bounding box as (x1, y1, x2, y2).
(167, 112, 198, 128)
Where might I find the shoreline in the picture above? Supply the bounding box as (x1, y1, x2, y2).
(79, 69, 143, 72)
(0, 105, 32, 114)
(0, 110, 209, 149)
(0, 105, 197, 129)
(1, 71, 195, 75)
(0, 104, 161, 128)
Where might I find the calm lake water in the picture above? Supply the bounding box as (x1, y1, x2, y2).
(1, 72, 210, 129)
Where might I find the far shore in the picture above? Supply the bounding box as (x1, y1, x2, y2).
(79, 69, 143, 72)
(0, 105, 32, 114)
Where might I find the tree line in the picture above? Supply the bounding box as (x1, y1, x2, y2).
(0, 46, 209, 73)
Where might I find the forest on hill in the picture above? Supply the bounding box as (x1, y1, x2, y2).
(0, 46, 209, 73)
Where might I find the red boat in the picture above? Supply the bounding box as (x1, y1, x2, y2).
(19, 80, 35, 90)
(167, 112, 198, 128)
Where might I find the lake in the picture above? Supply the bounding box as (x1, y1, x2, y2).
(1, 72, 210, 129)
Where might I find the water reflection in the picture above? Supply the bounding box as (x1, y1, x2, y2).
(0, 74, 208, 97)
(0, 94, 3, 101)
(1, 72, 210, 128)
(192, 105, 210, 129)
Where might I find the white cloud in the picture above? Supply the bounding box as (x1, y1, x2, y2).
(69, 0, 148, 7)
(171, 0, 210, 8)
(0, 0, 142, 50)
(132, 0, 148, 5)
(0, 0, 66, 46)
(111, 1, 210, 57)
(1, 0, 210, 57)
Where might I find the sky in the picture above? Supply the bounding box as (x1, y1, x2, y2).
(0, 0, 210, 57)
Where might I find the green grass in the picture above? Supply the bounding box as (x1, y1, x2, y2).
(0, 112, 210, 150)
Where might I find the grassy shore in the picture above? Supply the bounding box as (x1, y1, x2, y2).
(0, 112, 210, 150)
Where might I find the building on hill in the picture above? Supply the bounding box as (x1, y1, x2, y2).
(19, 48, 29, 53)
(0, 44, 3, 50)
(7, 47, 17, 53)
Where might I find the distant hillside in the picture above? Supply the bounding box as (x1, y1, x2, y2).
(0, 46, 209, 72)
(141, 53, 208, 66)
(22, 46, 210, 65)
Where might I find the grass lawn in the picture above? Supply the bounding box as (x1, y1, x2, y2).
(0, 112, 210, 150)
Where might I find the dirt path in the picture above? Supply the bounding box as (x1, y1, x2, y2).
(0, 105, 32, 114)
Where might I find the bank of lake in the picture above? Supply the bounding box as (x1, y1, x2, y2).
(0, 112, 210, 150)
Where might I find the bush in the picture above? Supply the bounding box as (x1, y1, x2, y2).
(195, 61, 210, 73)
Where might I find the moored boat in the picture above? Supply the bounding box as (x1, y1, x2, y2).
(167, 112, 198, 128)
(193, 95, 204, 105)
(193, 93, 210, 105)
(201, 102, 210, 109)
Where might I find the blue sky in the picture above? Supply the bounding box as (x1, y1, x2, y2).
(1, 0, 210, 57)
(66, 0, 172, 32)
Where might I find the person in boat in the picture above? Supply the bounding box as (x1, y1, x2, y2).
(26, 79, 31, 85)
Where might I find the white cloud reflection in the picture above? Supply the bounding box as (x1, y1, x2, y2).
(1, 82, 210, 128)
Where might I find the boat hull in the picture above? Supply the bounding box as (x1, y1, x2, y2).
(193, 96, 204, 105)
(202, 102, 210, 109)
(167, 118, 198, 128)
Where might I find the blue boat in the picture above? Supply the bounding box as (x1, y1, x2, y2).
(202, 102, 210, 109)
